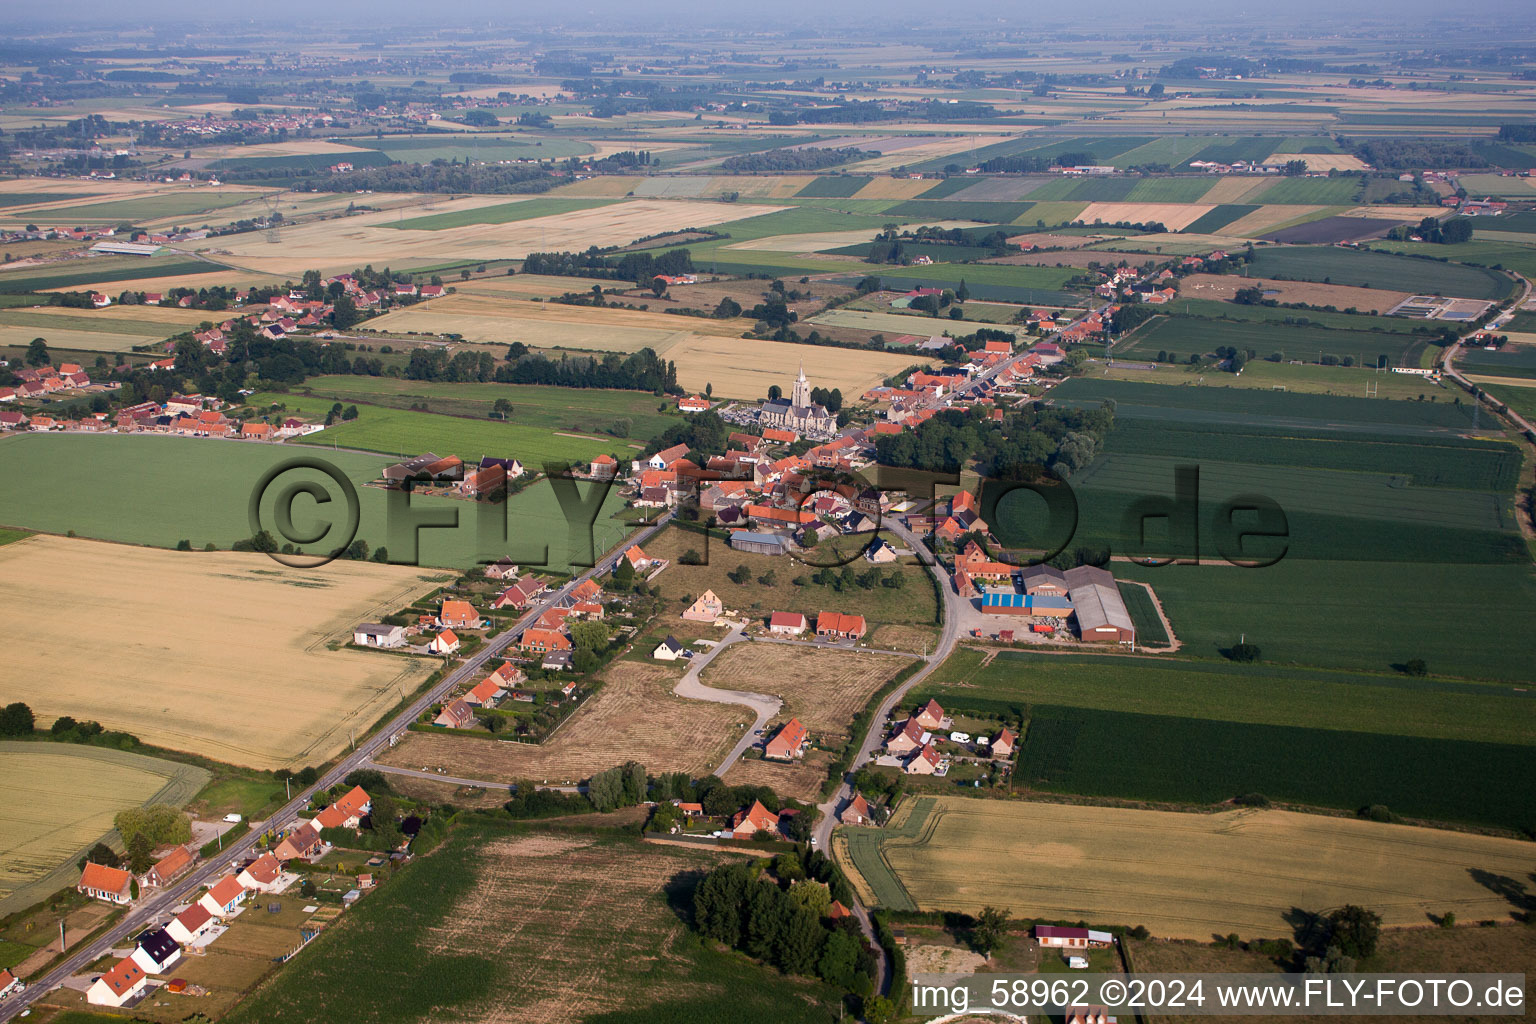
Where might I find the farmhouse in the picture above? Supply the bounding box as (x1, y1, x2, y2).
(315, 785, 372, 830)
(166, 903, 215, 946)
(519, 628, 571, 654)
(768, 611, 807, 635)
(816, 611, 867, 641)
(143, 845, 193, 889)
(199, 875, 250, 918)
(653, 635, 687, 661)
(764, 717, 810, 761)
(78, 862, 133, 904)
(437, 599, 480, 630)
(679, 395, 711, 413)
(87, 956, 147, 1008)
(458, 463, 507, 498)
(731, 799, 781, 839)
(840, 792, 872, 826)
(237, 853, 285, 893)
(681, 589, 725, 622)
(353, 622, 406, 648)
(274, 822, 324, 861)
(130, 927, 181, 975)
(434, 698, 476, 729)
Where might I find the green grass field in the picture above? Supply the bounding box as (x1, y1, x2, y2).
(271, 376, 678, 440)
(1247, 176, 1364, 205)
(0, 433, 631, 572)
(389, 197, 621, 230)
(1371, 238, 1536, 282)
(916, 648, 1536, 746)
(1181, 204, 1258, 234)
(1163, 297, 1432, 335)
(1015, 704, 1534, 830)
(0, 257, 216, 293)
(1479, 380, 1536, 421)
(794, 175, 868, 198)
(224, 820, 842, 1024)
(1113, 313, 1434, 367)
(1244, 246, 1512, 301)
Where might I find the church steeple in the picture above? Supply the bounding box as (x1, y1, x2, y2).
(791, 362, 810, 407)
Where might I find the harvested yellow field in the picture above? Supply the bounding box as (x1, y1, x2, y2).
(842, 134, 1015, 172)
(40, 269, 287, 296)
(17, 304, 219, 327)
(0, 325, 145, 352)
(0, 743, 209, 912)
(380, 661, 744, 783)
(548, 176, 644, 198)
(708, 175, 817, 199)
(185, 139, 371, 160)
(1075, 202, 1215, 231)
(852, 177, 936, 201)
(1273, 153, 1370, 172)
(192, 198, 780, 277)
(871, 798, 1536, 939)
(0, 535, 450, 768)
(1221, 204, 1325, 237)
(456, 273, 630, 299)
(1200, 176, 1279, 204)
(1343, 205, 1450, 220)
(726, 220, 976, 253)
(662, 332, 934, 398)
(1179, 273, 1411, 313)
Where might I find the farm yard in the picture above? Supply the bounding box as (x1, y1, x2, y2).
(379, 660, 747, 783)
(0, 744, 210, 914)
(223, 822, 842, 1024)
(0, 433, 630, 572)
(0, 534, 448, 768)
(847, 797, 1536, 939)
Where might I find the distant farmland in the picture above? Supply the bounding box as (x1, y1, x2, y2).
(1245, 246, 1512, 301)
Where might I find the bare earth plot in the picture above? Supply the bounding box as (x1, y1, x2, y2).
(192, 198, 780, 276)
(379, 660, 746, 784)
(0, 743, 210, 914)
(866, 797, 1536, 940)
(661, 332, 933, 398)
(0, 535, 449, 768)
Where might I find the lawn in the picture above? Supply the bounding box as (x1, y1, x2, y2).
(390, 197, 621, 230)
(1244, 246, 1512, 301)
(223, 820, 843, 1024)
(1015, 704, 1534, 830)
(854, 797, 1536, 939)
(0, 433, 632, 572)
(916, 647, 1536, 746)
(0, 743, 209, 915)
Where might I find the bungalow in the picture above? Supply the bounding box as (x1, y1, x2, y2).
(681, 589, 724, 622)
(622, 544, 657, 573)
(768, 611, 806, 636)
(990, 726, 1017, 758)
(1034, 925, 1111, 949)
(78, 862, 134, 904)
(143, 845, 193, 889)
(571, 601, 604, 619)
(885, 717, 928, 757)
(484, 558, 520, 581)
(493, 577, 545, 610)
(913, 699, 947, 731)
(904, 741, 945, 776)
(240, 421, 273, 440)
(590, 453, 618, 479)
(90, 292, 111, 308)
(678, 395, 711, 413)
(543, 650, 574, 671)
(0, 411, 30, 430)
(434, 698, 476, 729)
(166, 902, 216, 946)
(130, 927, 182, 975)
(519, 628, 571, 654)
(199, 875, 250, 918)
(315, 785, 371, 831)
(87, 957, 146, 1008)
(731, 799, 780, 839)
(815, 611, 867, 641)
(764, 717, 809, 761)
(236, 853, 285, 893)
(437, 599, 480, 630)
(840, 792, 872, 826)
(464, 676, 505, 707)
(428, 630, 461, 655)
(353, 622, 406, 648)
(652, 635, 686, 661)
(273, 822, 324, 861)
(420, 284, 447, 298)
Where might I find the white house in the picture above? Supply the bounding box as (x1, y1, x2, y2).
(199, 875, 249, 918)
(652, 635, 685, 661)
(166, 903, 215, 945)
(87, 957, 147, 1007)
(428, 629, 461, 655)
(236, 853, 285, 893)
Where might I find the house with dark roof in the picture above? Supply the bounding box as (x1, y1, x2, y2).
(130, 927, 181, 974)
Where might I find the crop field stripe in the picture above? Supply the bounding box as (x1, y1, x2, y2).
(0, 258, 219, 293)
(794, 176, 868, 198)
(389, 197, 622, 230)
(1245, 246, 1512, 301)
(1181, 204, 1258, 234)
